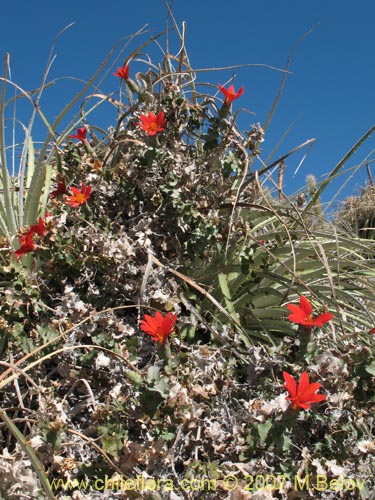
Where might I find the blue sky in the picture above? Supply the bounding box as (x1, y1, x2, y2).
(2, 0, 375, 210)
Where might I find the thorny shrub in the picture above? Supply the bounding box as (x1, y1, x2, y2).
(1, 25, 375, 500)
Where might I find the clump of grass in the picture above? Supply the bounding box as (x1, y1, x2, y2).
(335, 182, 375, 239)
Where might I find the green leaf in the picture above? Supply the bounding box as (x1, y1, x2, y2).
(365, 360, 375, 376)
(46, 429, 61, 450)
(140, 388, 164, 417)
(257, 419, 273, 443)
(279, 433, 292, 452)
(147, 365, 160, 383)
(125, 370, 143, 386)
(154, 376, 170, 396)
(100, 433, 123, 459)
(161, 430, 176, 441)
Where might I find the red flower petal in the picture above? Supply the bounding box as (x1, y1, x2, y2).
(283, 371, 297, 398)
(69, 127, 87, 141)
(28, 217, 47, 236)
(140, 311, 177, 344)
(136, 112, 166, 136)
(50, 176, 69, 199)
(65, 183, 92, 208)
(299, 296, 313, 316)
(15, 233, 36, 257)
(286, 295, 333, 328)
(114, 64, 130, 80)
(282, 371, 326, 411)
(297, 371, 310, 393)
(311, 312, 334, 327)
(218, 84, 244, 105)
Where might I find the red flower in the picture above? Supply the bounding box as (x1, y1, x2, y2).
(65, 183, 92, 208)
(218, 84, 244, 105)
(27, 217, 48, 237)
(283, 371, 326, 411)
(50, 176, 69, 199)
(369, 328, 375, 334)
(140, 311, 177, 344)
(15, 233, 36, 258)
(286, 295, 333, 328)
(114, 64, 130, 80)
(69, 127, 87, 142)
(136, 112, 166, 136)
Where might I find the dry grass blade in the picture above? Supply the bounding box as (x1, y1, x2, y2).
(305, 124, 375, 213)
(241, 138, 315, 193)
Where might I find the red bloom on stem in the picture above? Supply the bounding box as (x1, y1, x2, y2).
(136, 112, 166, 136)
(65, 183, 92, 208)
(114, 64, 130, 80)
(69, 127, 87, 142)
(286, 295, 333, 328)
(140, 311, 177, 344)
(369, 328, 375, 334)
(283, 371, 326, 411)
(218, 84, 244, 105)
(15, 233, 36, 258)
(27, 217, 48, 237)
(50, 176, 69, 199)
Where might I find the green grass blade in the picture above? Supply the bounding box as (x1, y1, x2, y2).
(0, 54, 17, 237)
(218, 272, 241, 324)
(0, 409, 56, 500)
